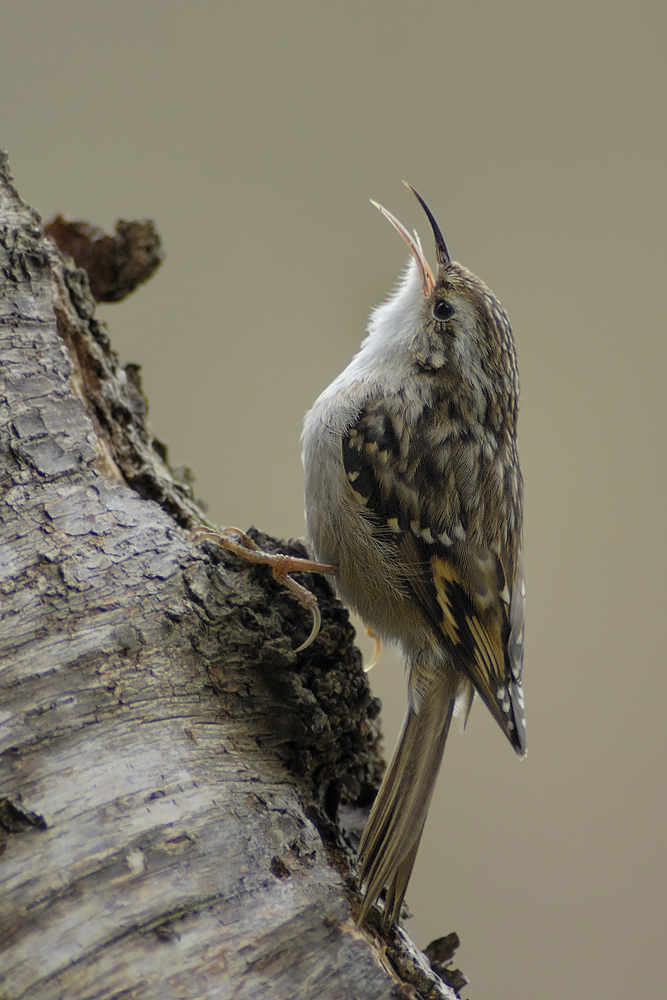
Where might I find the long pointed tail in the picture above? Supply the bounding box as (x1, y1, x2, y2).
(358, 671, 462, 927)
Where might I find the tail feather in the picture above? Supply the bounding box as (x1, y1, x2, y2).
(382, 838, 420, 928)
(358, 672, 463, 926)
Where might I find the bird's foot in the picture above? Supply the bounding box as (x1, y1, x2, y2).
(191, 525, 337, 651)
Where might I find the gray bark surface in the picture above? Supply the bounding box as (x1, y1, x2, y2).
(0, 152, 458, 1000)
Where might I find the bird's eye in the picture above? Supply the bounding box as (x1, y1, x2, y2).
(433, 300, 454, 321)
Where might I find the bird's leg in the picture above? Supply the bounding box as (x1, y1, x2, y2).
(191, 526, 338, 651)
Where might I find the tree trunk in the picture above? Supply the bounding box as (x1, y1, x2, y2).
(0, 151, 458, 1000)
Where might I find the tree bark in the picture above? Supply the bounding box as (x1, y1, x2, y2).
(0, 152, 458, 1000)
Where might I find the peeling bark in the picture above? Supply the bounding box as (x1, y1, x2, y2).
(0, 151, 460, 1000)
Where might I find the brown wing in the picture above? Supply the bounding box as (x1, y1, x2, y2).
(343, 401, 526, 757)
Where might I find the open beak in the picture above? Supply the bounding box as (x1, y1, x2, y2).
(371, 183, 450, 297)
(370, 198, 435, 295)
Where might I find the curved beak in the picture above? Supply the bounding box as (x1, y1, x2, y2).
(402, 182, 451, 268)
(371, 184, 450, 296)
(370, 199, 435, 296)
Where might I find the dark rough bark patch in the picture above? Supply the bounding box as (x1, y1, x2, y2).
(0, 798, 47, 855)
(47, 243, 206, 526)
(0, 148, 459, 1000)
(45, 216, 163, 303)
(424, 935, 468, 996)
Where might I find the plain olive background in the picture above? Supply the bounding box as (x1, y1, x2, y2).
(3, 2, 666, 998)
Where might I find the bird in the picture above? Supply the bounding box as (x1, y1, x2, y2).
(301, 183, 525, 929)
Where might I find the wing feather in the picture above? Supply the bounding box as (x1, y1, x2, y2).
(343, 399, 526, 756)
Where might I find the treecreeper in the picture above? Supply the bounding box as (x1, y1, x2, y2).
(302, 183, 525, 928)
(197, 182, 525, 930)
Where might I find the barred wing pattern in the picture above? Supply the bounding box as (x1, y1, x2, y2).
(343, 397, 526, 756)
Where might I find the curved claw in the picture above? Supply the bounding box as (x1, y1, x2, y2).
(294, 601, 322, 653)
(274, 564, 325, 652)
(364, 628, 382, 672)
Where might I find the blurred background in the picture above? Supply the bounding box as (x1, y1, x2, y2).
(2, 2, 665, 997)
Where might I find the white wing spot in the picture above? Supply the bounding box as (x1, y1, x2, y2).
(387, 517, 401, 534)
(421, 527, 434, 543)
(437, 532, 453, 546)
(410, 520, 420, 536)
(496, 686, 506, 701)
(348, 470, 360, 482)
